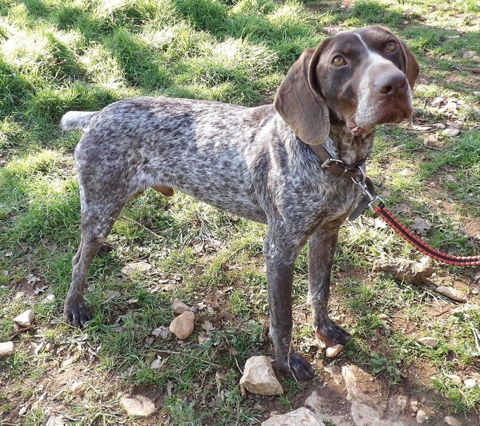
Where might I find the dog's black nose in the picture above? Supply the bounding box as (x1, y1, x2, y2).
(374, 72, 407, 96)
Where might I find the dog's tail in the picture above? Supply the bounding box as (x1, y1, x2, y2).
(60, 111, 97, 131)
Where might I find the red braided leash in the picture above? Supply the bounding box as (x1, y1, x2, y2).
(373, 204, 480, 267)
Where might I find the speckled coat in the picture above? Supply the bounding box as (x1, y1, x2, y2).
(61, 25, 418, 381)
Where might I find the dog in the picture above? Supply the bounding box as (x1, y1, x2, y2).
(61, 25, 418, 380)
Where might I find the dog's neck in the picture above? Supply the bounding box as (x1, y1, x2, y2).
(326, 123, 375, 166)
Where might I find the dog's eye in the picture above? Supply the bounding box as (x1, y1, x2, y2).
(332, 56, 346, 66)
(385, 41, 397, 52)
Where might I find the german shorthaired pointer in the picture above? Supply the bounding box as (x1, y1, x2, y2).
(61, 26, 418, 380)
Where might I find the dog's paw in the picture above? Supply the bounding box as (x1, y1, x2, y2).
(278, 352, 314, 381)
(315, 319, 351, 347)
(64, 297, 93, 327)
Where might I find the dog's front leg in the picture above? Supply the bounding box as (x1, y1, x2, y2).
(309, 225, 351, 347)
(264, 229, 314, 381)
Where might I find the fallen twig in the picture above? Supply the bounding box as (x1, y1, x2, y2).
(462, 66, 480, 74)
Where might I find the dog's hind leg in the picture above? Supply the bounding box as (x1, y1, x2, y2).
(64, 169, 131, 327)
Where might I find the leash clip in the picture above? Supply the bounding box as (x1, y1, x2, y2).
(321, 158, 344, 169)
(349, 176, 384, 220)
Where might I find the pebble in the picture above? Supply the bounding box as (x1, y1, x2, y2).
(462, 50, 476, 59)
(172, 298, 191, 314)
(13, 309, 34, 327)
(150, 356, 163, 369)
(442, 127, 460, 137)
(464, 378, 476, 388)
(239, 356, 283, 396)
(121, 261, 152, 276)
(444, 415, 462, 426)
(0, 341, 15, 358)
(202, 320, 214, 332)
(70, 380, 85, 395)
(325, 344, 344, 358)
(417, 337, 439, 347)
(261, 407, 324, 425)
(120, 394, 156, 417)
(436, 286, 467, 303)
(42, 294, 55, 304)
(445, 373, 462, 385)
(45, 416, 66, 426)
(169, 311, 195, 339)
(198, 333, 210, 344)
(151, 326, 172, 340)
(416, 409, 429, 423)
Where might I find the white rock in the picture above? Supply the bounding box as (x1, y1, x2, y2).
(198, 332, 210, 344)
(261, 407, 324, 425)
(13, 309, 34, 327)
(239, 356, 283, 396)
(150, 356, 163, 369)
(46, 415, 67, 426)
(172, 298, 191, 314)
(436, 286, 467, 303)
(169, 311, 195, 339)
(350, 401, 388, 426)
(417, 337, 440, 347)
(120, 395, 156, 417)
(0, 341, 15, 357)
(70, 380, 85, 394)
(18, 405, 28, 416)
(464, 379, 476, 388)
(442, 127, 460, 137)
(444, 415, 462, 426)
(151, 326, 172, 340)
(325, 344, 344, 358)
(462, 50, 476, 58)
(42, 294, 55, 304)
(445, 374, 462, 385)
(121, 261, 152, 276)
(416, 409, 429, 423)
(202, 320, 214, 332)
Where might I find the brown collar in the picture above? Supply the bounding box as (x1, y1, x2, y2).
(307, 143, 366, 180)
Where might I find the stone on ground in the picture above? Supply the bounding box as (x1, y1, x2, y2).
(121, 261, 152, 276)
(325, 344, 344, 358)
(172, 298, 191, 314)
(41, 294, 55, 304)
(261, 407, 325, 425)
(416, 409, 429, 423)
(45, 415, 67, 426)
(169, 311, 195, 339)
(436, 286, 467, 303)
(13, 309, 34, 327)
(372, 257, 433, 285)
(120, 394, 156, 417)
(0, 341, 15, 357)
(151, 326, 172, 340)
(417, 337, 440, 347)
(239, 356, 283, 396)
(444, 415, 463, 426)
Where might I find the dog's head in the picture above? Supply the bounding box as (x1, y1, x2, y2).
(274, 26, 419, 145)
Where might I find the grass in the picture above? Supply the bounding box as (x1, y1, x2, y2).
(0, 0, 479, 424)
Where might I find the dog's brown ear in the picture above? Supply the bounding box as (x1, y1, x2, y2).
(274, 43, 330, 145)
(398, 40, 419, 90)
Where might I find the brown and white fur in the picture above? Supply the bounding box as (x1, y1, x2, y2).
(61, 26, 419, 380)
